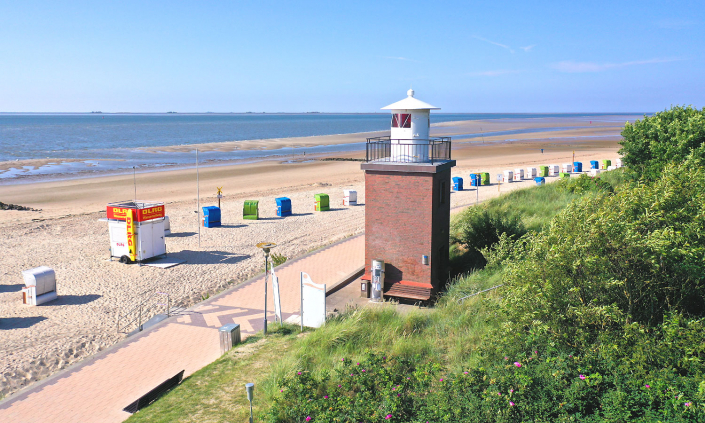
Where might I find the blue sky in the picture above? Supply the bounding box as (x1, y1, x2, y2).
(0, 1, 703, 113)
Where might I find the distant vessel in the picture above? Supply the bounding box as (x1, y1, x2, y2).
(167, 111, 177, 114)
(91, 111, 102, 114)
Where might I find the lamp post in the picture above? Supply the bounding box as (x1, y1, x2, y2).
(256, 242, 277, 336)
(245, 382, 254, 423)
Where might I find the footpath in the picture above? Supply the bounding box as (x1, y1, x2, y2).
(0, 235, 365, 423)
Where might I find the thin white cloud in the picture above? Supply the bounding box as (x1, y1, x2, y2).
(520, 45, 536, 52)
(381, 56, 421, 63)
(466, 69, 522, 77)
(551, 57, 683, 73)
(473, 36, 514, 54)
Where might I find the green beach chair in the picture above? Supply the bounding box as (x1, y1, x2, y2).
(539, 166, 549, 177)
(243, 200, 259, 220)
(481, 172, 490, 186)
(601, 159, 611, 170)
(314, 193, 330, 211)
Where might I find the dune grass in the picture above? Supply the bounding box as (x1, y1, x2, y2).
(126, 172, 627, 422)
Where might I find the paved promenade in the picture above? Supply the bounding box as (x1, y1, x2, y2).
(0, 235, 364, 423)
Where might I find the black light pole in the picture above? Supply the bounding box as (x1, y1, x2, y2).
(256, 242, 276, 335)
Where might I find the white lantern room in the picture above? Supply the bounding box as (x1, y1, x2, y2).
(382, 89, 440, 162)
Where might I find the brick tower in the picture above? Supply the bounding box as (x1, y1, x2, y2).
(362, 90, 455, 301)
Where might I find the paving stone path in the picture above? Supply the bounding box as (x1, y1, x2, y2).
(0, 235, 364, 423)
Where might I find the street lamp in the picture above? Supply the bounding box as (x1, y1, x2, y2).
(256, 242, 276, 335)
(245, 382, 255, 423)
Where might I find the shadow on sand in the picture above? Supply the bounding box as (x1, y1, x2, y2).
(0, 316, 48, 330)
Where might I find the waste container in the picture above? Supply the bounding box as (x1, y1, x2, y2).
(573, 162, 583, 172)
(314, 193, 329, 211)
(360, 280, 370, 298)
(534, 177, 546, 186)
(539, 166, 549, 177)
(481, 172, 490, 186)
(202, 206, 221, 228)
(219, 323, 241, 354)
(243, 200, 259, 220)
(559, 172, 570, 178)
(275, 197, 292, 217)
(452, 177, 463, 191)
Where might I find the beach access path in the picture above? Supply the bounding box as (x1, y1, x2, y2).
(0, 235, 364, 423)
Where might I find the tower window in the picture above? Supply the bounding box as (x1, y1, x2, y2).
(391, 114, 411, 128)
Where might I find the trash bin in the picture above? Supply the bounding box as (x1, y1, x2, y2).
(360, 280, 370, 298)
(559, 172, 570, 178)
(202, 206, 221, 228)
(219, 323, 241, 354)
(314, 193, 329, 211)
(534, 177, 546, 186)
(243, 201, 259, 220)
(275, 197, 292, 217)
(452, 177, 463, 191)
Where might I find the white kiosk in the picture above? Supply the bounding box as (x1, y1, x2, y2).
(106, 201, 167, 264)
(382, 89, 440, 163)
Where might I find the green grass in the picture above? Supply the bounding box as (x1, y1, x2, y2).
(126, 171, 627, 422)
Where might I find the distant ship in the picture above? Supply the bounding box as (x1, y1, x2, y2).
(91, 111, 102, 114)
(167, 111, 177, 114)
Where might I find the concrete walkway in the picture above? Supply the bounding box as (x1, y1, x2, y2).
(0, 235, 365, 423)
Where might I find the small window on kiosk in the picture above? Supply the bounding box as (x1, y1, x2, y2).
(391, 114, 411, 128)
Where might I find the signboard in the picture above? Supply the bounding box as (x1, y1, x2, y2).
(107, 205, 165, 222)
(300, 272, 326, 328)
(125, 209, 137, 262)
(271, 266, 282, 324)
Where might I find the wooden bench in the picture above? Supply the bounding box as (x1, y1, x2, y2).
(384, 281, 432, 301)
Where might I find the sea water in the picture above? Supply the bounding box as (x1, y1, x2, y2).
(0, 113, 636, 182)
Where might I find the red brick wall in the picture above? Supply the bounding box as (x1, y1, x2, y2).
(364, 168, 451, 293)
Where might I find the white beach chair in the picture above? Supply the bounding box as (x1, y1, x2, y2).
(561, 163, 573, 173)
(526, 167, 538, 178)
(589, 169, 601, 177)
(343, 190, 357, 206)
(21, 266, 57, 306)
(503, 170, 514, 183)
(548, 165, 559, 177)
(513, 168, 524, 181)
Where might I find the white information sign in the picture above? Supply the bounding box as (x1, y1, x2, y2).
(271, 266, 282, 323)
(300, 272, 326, 328)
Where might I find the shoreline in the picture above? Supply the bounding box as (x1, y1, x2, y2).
(0, 116, 636, 185)
(0, 116, 628, 398)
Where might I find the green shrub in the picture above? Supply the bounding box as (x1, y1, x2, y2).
(619, 105, 705, 180)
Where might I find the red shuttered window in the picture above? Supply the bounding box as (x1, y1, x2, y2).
(391, 113, 411, 128)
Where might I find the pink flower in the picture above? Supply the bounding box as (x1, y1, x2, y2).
(341, 358, 345, 362)
(463, 371, 469, 374)
(510, 401, 515, 406)
(504, 356, 509, 360)
(297, 372, 302, 375)
(514, 362, 521, 368)
(306, 417, 312, 422)
(439, 378, 444, 382)
(407, 377, 411, 380)
(645, 384, 650, 388)
(534, 350, 538, 354)
(357, 362, 360, 365)
(385, 414, 392, 419)
(509, 388, 514, 393)
(392, 387, 396, 391)
(383, 356, 387, 360)
(685, 402, 692, 407)
(280, 389, 283, 392)
(497, 392, 502, 396)
(362, 369, 366, 372)
(338, 385, 341, 388)
(350, 373, 353, 376)
(324, 395, 328, 399)
(397, 393, 401, 397)
(579, 375, 586, 380)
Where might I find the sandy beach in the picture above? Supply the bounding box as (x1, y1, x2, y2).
(0, 116, 631, 398)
